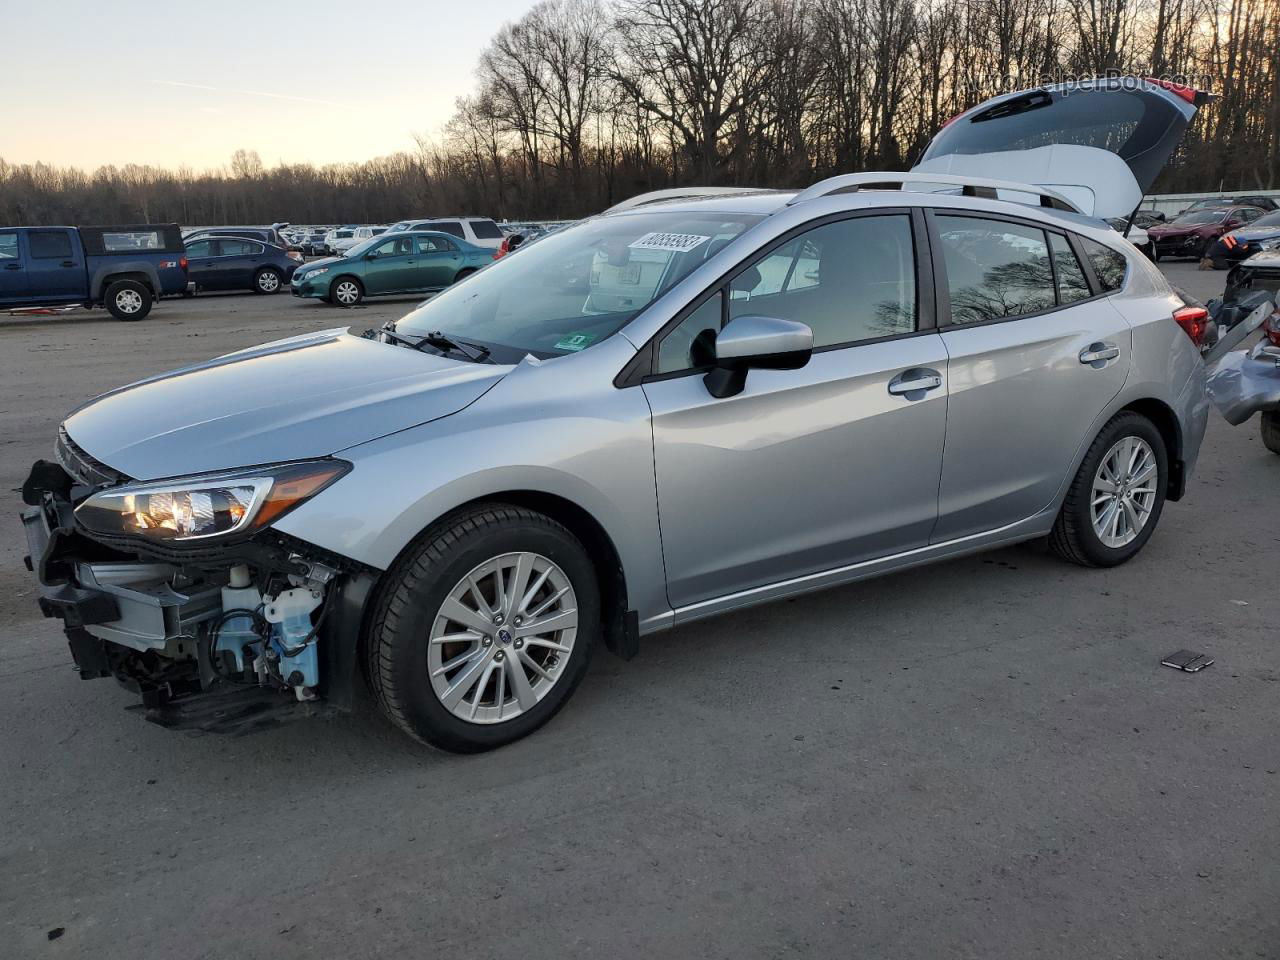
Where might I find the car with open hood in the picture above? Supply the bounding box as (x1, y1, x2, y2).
(21, 77, 1214, 752)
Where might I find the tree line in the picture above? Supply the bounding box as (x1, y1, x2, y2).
(4, 0, 1280, 227)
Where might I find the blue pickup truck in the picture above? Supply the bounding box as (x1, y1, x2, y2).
(0, 224, 189, 321)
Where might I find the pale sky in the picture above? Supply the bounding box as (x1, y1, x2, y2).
(0, 0, 542, 172)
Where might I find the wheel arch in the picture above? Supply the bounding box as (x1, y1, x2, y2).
(363, 490, 637, 668)
(99, 270, 156, 298)
(1119, 397, 1185, 500)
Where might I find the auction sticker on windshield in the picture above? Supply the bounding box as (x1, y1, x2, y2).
(555, 332, 597, 352)
(628, 232, 710, 253)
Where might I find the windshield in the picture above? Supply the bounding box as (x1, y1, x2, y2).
(1173, 210, 1227, 225)
(393, 210, 763, 362)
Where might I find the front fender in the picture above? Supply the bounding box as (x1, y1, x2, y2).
(272, 337, 671, 630)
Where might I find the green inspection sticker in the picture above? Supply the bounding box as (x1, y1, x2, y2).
(554, 332, 597, 352)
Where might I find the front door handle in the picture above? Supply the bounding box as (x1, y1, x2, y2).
(3, 263, 20, 271)
(60, 260, 76, 268)
(1079, 342, 1120, 365)
(888, 369, 943, 397)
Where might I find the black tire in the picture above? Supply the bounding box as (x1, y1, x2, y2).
(1049, 411, 1168, 568)
(329, 276, 363, 307)
(453, 268, 477, 284)
(253, 267, 282, 294)
(104, 279, 152, 321)
(366, 504, 599, 752)
(1151, 247, 1161, 263)
(1262, 411, 1280, 455)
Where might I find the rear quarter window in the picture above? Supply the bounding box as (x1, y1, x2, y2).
(468, 219, 504, 240)
(1081, 237, 1128, 292)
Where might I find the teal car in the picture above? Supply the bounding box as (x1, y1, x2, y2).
(290, 230, 491, 307)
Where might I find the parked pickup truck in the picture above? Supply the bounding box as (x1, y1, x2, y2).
(0, 224, 189, 320)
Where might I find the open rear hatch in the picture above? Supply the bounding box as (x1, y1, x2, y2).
(912, 77, 1210, 219)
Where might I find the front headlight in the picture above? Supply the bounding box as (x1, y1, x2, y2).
(1258, 238, 1280, 250)
(303, 267, 329, 280)
(75, 460, 350, 543)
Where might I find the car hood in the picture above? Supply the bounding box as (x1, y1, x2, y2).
(1149, 223, 1214, 237)
(1225, 225, 1280, 241)
(63, 328, 508, 481)
(299, 256, 346, 271)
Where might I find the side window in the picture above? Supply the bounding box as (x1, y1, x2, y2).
(728, 214, 917, 348)
(0, 232, 18, 260)
(185, 240, 212, 258)
(415, 236, 441, 253)
(937, 216, 1054, 323)
(657, 291, 724, 374)
(656, 215, 917, 374)
(218, 239, 257, 256)
(29, 230, 73, 259)
(1080, 237, 1127, 292)
(371, 238, 399, 257)
(434, 221, 464, 238)
(1049, 233, 1091, 304)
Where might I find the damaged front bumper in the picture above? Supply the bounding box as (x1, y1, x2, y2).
(21, 456, 376, 730)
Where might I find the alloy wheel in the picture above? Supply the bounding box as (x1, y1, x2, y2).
(1091, 436, 1158, 548)
(115, 289, 143, 314)
(258, 271, 280, 292)
(427, 552, 579, 725)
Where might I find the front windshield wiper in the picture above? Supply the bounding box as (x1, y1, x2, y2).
(374, 324, 494, 363)
(416, 330, 494, 363)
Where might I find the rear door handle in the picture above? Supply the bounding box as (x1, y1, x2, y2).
(60, 260, 76, 268)
(1079, 342, 1120, 365)
(888, 369, 943, 397)
(3, 263, 20, 271)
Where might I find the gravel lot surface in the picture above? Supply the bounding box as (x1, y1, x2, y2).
(2, 262, 1277, 960)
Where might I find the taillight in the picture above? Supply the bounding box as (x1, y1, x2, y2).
(1173, 304, 1210, 347)
(493, 237, 509, 261)
(1264, 310, 1280, 348)
(179, 256, 188, 272)
(288, 251, 304, 262)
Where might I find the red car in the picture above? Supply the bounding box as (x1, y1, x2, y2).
(1148, 205, 1265, 261)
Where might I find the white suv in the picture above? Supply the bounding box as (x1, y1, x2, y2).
(387, 217, 505, 250)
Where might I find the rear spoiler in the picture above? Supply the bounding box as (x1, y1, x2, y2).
(1144, 77, 1214, 108)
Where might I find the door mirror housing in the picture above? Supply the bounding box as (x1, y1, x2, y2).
(704, 314, 813, 398)
(364, 252, 379, 260)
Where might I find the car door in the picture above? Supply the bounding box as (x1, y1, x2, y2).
(215, 238, 263, 289)
(415, 235, 460, 288)
(928, 211, 1130, 542)
(24, 229, 83, 301)
(362, 236, 416, 294)
(0, 230, 27, 303)
(640, 211, 949, 612)
(184, 239, 216, 289)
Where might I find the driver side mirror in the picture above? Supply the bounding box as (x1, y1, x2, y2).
(704, 314, 813, 399)
(364, 252, 379, 260)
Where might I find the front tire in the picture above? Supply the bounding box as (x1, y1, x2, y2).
(1049, 412, 1168, 567)
(1262, 411, 1280, 455)
(104, 279, 152, 321)
(330, 276, 363, 307)
(366, 505, 599, 752)
(253, 267, 282, 294)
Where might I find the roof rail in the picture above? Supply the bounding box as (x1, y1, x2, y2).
(786, 172, 1081, 214)
(604, 187, 775, 214)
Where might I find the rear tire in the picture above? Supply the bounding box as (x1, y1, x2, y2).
(453, 268, 477, 285)
(253, 267, 282, 294)
(1262, 411, 1280, 455)
(1049, 412, 1168, 568)
(104, 279, 152, 321)
(330, 276, 363, 307)
(366, 504, 599, 753)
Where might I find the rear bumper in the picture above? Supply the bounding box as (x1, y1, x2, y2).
(1207, 342, 1280, 425)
